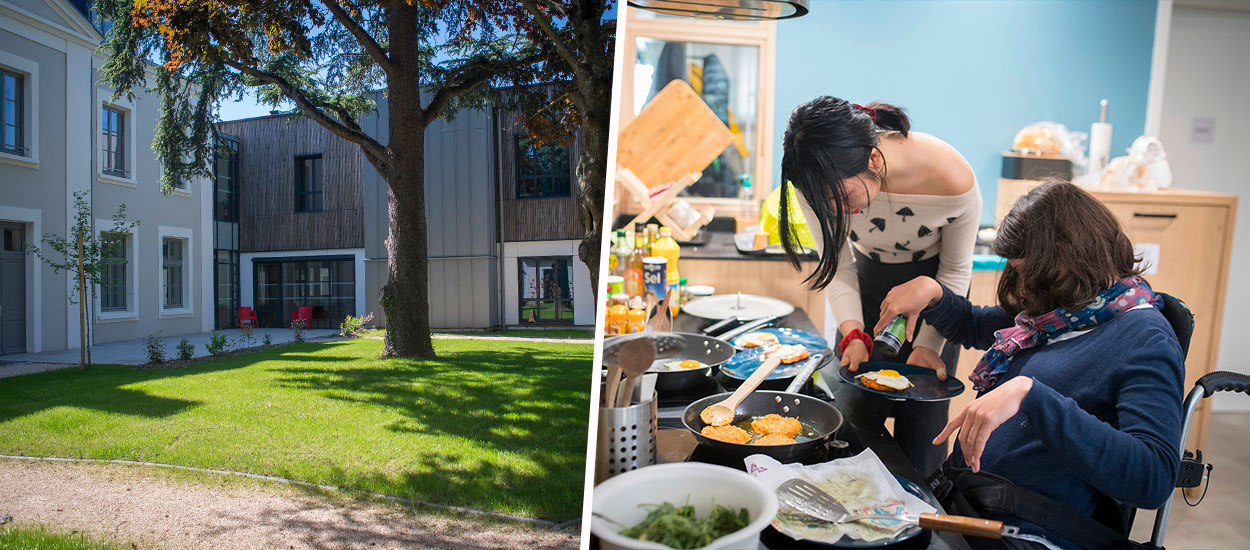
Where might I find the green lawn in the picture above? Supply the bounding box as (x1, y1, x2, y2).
(0, 526, 130, 550)
(0, 338, 592, 521)
(360, 329, 594, 340)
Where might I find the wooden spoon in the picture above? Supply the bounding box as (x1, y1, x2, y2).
(647, 292, 677, 332)
(700, 355, 783, 426)
(603, 362, 624, 408)
(614, 338, 656, 408)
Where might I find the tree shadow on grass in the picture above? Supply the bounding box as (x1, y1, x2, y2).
(269, 342, 594, 521)
(0, 341, 358, 425)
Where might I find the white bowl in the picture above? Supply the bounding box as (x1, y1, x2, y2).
(591, 463, 778, 550)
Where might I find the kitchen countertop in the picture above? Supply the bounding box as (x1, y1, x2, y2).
(668, 310, 973, 550)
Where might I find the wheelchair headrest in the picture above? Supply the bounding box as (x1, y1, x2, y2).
(1158, 292, 1194, 360)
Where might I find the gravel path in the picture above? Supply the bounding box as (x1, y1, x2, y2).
(0, 460, 579, 550)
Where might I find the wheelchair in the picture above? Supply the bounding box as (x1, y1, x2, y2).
(1124, 294, 1249, 549)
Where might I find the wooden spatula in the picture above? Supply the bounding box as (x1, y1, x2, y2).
(700, 355, 783, 426)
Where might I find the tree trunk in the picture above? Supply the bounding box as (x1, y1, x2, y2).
(569, 0, 614, 303)
(381, 2, 436, 358)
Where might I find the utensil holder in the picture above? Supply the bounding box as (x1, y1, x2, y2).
(596, 387, 658, 484)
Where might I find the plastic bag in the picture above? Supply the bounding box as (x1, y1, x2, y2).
(1100, 136, 1173, 191)
(1012, 122, 1088, 168)
(760, 183, 816, 248)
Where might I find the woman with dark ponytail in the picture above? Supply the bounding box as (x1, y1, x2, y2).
(778, 96, 981, 477)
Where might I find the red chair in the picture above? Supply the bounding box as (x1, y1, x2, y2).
(238, 307, 258, 327)
(290, 306, 313, 327)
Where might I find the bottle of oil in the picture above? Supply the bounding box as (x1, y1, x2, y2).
(645, 223, 659, 255)
(610, 229, 631, 278)
(624, 224, 647, 298)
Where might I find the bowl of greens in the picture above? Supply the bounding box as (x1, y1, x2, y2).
(591, 463, 778, 550)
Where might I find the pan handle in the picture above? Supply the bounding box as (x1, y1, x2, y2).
(784, 353, 825, 394)
(701, 316, 740, 336)
(918, 513, 1005, 538)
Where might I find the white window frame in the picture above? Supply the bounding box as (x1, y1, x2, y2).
(97, 91, 137, 188)
(96, 218, 138, 322)
(0, 51, 39, 169)
(157, 226, 194, 317)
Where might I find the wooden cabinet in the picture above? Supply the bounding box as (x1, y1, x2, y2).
(986, 180, 1238, 453)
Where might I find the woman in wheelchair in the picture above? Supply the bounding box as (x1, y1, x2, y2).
(876, 181, 1185, 549)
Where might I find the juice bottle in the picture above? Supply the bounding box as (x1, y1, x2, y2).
(627, 306, 647, 334)
(607, 294, 629, 336)
(624, 224, 647, 298)
(651, 227, 681, 314)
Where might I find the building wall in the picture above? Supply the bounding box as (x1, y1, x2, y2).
(1157, 4, 1250, 411)
(89, 63, 212, 344)
(771, 0, 1158, 225)
(2, 0, 211, 351)
(216, 115, 364, 253)
(497, 110, 584, 242)
(0, 17, 69, 353)
(361, 94, 501, 329)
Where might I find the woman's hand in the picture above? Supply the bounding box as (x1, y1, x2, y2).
(932, 376, 1034, 473)
(841, 338, 870, 372)
(874, 276, 944, 340)
(906, 345, 947, 381)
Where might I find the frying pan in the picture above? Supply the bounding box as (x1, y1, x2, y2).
(643, 333, 737, 394)
(681, 390, 845, 464)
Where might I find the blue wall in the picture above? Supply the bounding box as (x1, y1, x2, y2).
(772, 0, 1157, 224)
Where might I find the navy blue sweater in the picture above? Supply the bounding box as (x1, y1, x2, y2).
(923, 285, 1185, 542)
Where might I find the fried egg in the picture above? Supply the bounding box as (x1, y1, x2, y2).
(740, 332, 780, 348)
(663, 359, 706, 371)
(857, 369, 913, 392)
(769, 344, 811, 364)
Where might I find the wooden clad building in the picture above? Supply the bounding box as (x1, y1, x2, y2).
(215, 86, 595, 330)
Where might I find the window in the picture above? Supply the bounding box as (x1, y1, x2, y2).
(295, 155, 323, 212)
(102, 106, 126, 177)
(215, 135, 239, 222)
(253, 257, 355, 328)
(519, 257, 574, 324)
(100, 232, 127, 311)
(515, 138, 571, 198)
(162, 238, 184, 309)
(1, 69, 23, 156)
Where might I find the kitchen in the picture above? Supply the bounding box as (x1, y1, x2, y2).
(592, 1, 1250, 549)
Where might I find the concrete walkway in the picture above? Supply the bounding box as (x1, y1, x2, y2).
(0, 328, 341, 378)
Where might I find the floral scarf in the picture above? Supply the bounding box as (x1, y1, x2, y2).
(969, 277, 1162, 392)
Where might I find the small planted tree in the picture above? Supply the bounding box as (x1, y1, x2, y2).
(26, 191, 138, 368)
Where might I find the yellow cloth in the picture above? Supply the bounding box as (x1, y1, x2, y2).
(760, 184, 815, 247)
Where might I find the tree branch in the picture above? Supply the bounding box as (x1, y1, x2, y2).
(422, 50, 547, 121)
(518, 0, 587, 82)
(224, 60, 390, 166)
(319, 0, 395, 75)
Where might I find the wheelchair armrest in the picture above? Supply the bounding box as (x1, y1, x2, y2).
(1197, 371, 1250, 397)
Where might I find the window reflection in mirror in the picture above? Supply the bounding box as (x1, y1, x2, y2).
(634, 38, 760, 199)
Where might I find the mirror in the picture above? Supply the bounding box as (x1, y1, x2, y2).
(634, 38, 760, 199)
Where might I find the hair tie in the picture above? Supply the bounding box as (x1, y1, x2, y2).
(853, 103, 877, 123)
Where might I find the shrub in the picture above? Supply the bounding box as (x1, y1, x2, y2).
(263, 333, 272, 346)
(238, 322, 256, 348)
(339, 312, 375, 337)
(143, 331, 167, 364)
(291, 318, 307, 343)
(206, 330, 228, 355)
(176, 338, 194, 360)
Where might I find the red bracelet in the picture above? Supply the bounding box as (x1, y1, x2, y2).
(839, 329, 874, 357)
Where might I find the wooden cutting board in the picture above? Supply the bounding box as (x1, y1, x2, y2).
(617, 80, 735, 188)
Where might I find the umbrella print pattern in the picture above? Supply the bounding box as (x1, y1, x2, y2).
(913, 251, 927, 262)
(896, 207, 915, 222)
(850, 230, 859, 242)
(948, 216, 959, 223)
(894, 241, 911, 251)
(869, 218, 886, 232)
(869, 251, 881, 261)
(918, 225, 932, 238)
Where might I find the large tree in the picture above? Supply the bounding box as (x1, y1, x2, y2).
(97, 0, 614, 357)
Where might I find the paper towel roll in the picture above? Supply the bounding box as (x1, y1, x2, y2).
(1089, 122, 1112, 175)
